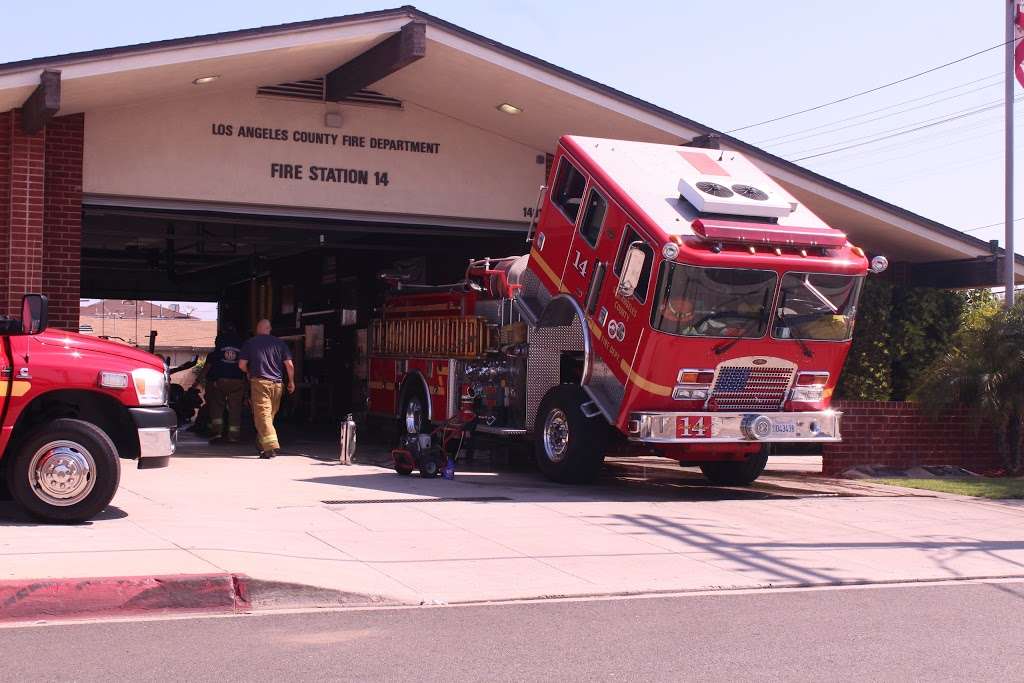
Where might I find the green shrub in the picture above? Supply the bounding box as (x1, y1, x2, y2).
(836, 278, 892, 400)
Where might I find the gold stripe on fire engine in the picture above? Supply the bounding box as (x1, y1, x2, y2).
(618, 360, 672, 397)
(367, 380, 385, 390)
(587, 318, 603, 340)
(528, 249, 568, 293)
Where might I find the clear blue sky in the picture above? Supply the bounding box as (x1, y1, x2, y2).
(3, 1, 1020, 252)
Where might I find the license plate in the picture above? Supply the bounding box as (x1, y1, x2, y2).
(676, 415, 711, 438)
(772, 421, 796, 434)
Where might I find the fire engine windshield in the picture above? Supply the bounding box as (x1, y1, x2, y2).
(652, 264, 777, 338)
(773, 273, 864, 341)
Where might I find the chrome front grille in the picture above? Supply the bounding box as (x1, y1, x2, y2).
(709, 365, 795, 411)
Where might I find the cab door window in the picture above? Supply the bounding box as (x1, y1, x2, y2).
(578, 189, 607, 247)
(613, 225, 654, 303)
(551, 159, 587, 222)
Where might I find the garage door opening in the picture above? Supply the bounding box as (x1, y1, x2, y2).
(81, 202, 529, 425)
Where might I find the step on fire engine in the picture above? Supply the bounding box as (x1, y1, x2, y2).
(369, 136, 886, 485)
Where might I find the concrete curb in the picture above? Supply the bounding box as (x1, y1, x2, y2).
(0, 573, 251, 623)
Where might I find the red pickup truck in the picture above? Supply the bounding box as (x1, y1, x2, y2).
(1, 294, 174, 522)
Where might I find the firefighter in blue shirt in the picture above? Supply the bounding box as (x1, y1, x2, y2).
(205, 324, 246, 444)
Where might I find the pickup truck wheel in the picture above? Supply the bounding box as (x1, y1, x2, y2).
(699, 450, 769, 486)
(533, 385, 608, 483)
(6, 418, 121, 523)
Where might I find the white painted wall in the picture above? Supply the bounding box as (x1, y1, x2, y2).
(84, 89, 547, 224)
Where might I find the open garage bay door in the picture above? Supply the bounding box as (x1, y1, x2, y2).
(82, 198, 529, 302)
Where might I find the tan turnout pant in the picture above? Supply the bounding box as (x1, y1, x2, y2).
(208, 378, 245, 439)
(250, 378, 283, 451)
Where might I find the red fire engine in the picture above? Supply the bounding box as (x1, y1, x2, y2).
(369, 136, 884, 485)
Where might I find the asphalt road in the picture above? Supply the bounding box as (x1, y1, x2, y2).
(4, 581, 1023, 681)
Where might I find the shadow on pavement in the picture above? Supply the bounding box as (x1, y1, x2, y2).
(0, 502, 128, 526)
(298, 468, 836, 504)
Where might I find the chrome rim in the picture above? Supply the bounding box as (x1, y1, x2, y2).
(28, 440, 96, 507)
(542, 409, 570, 463)
(404, 397, 424, 434)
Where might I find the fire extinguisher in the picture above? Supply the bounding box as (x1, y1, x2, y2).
(339, 413, 357, 465)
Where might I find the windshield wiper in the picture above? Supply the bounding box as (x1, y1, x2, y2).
(776, 311, 814, 358)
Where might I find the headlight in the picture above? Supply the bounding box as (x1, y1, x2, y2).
(132, 367, 168, 406)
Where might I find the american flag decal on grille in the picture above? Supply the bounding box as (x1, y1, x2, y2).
(710, 364, 795, 410)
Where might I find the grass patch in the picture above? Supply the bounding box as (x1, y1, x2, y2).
(872, 477, 1024, 499)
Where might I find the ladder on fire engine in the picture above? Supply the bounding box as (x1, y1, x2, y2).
(370, 316, 490, 360)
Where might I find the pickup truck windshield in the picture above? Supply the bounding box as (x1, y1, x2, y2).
(652, 263, 777, 338)
(773, 273, 863, 341)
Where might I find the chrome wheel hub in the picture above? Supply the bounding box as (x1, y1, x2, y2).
(542, 409, 570, 463)
(29, 440, 96, 507)
(405, 398, 423, 434)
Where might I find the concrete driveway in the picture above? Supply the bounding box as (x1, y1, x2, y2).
(2, 433, 1022, 605)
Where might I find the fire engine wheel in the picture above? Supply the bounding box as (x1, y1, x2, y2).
(533, 385, 609, 484)
(400, 389, 430, 436)
(699, 449, 769, 486)
(6, 419, 121, 523)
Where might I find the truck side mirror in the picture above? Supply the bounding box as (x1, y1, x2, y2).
(20, 294, 48, 335)
(616, 243, 646, 299)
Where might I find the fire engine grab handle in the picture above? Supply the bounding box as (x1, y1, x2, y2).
(524, 184, 547, 245)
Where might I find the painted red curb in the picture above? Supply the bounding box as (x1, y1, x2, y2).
(0, 573, 251, 623)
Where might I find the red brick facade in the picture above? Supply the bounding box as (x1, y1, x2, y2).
(0, 110, 83, 330)
(42, 114, 84, 330)
(822, 401, 1003, 475)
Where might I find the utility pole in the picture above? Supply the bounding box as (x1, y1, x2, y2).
(1006, 0, 1019, 308)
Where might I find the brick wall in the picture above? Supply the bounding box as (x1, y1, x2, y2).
(0, 111, 8, 307)
(1, 110, 45, 315)
(42, 114, 83, 330)
(0, 110, 83, 331)
(822, 400, 1003, 476)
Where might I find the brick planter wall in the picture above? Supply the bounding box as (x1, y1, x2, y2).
(0, 110, 84, 331)
(822, 400, 1003, 476)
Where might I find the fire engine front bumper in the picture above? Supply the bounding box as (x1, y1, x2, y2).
(627, 410, 841, 444)
(129, 407, 177, 469)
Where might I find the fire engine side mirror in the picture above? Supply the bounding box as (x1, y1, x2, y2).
(617, 243, 647, 299)
(20, 294, 48, 336)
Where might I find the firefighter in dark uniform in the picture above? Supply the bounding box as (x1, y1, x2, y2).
(205, 324, 246, 444)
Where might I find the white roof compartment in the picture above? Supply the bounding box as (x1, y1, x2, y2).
(676, 148, 797, 219)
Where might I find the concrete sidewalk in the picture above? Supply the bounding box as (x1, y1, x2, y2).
(2, 434, 1023, 606)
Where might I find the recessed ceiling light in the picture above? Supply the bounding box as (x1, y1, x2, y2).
(497, 102, 523, 115)
(192, 75, 220, 85)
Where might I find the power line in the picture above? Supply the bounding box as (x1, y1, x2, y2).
(791, 95, 1024, 162)
(964, 217, 1024, 233)
(753, 73, 1002, 145)
(788, 95, 1014, 157)
(762, 80, 1003, 149)
(798, 104, 1022, 167)
(811, 107, 1024, 164)
(726, 38, 1017, 134)
(808, 118, 1023, 175)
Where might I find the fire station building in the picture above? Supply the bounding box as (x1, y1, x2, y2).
(0, 7, 1021, 470)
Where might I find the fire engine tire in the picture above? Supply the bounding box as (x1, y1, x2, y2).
(395, 466, 414, 476)
(533, 385, 609, 484)
(399, 384, 430, 436)
(6, 418, 121, 523)
(699, 451, 769, 486)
